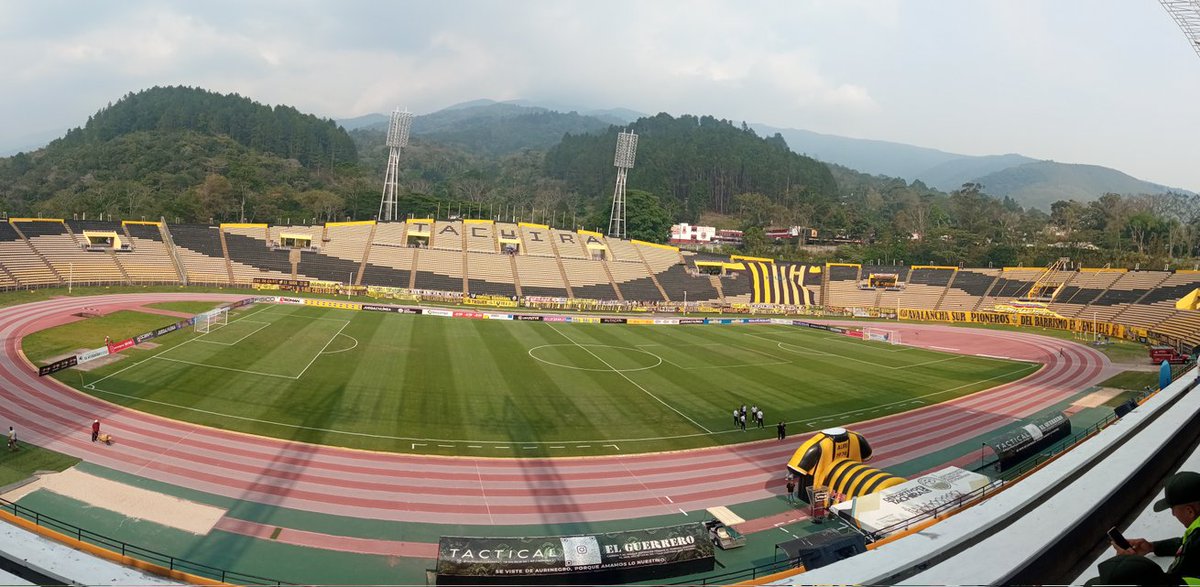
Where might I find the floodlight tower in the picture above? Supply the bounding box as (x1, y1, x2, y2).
(1160, 1, 1200, 60)
(608, 129, 638, 239)
(378, 107, 414, 222)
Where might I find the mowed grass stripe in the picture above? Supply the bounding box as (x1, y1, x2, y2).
(48, 304, 1039, 455)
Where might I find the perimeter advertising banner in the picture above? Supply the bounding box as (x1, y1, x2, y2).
(435, 523, 713, 585)
(38, 355, 77, 376)
(897, 308, 1126, 337)
(830, 467, 999, 537)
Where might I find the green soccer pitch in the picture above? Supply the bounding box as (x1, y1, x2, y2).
(39, 303, 1039, 456)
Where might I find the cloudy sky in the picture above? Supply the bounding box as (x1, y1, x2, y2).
(3, 0, 1199, 190)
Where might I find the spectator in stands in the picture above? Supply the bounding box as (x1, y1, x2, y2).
(1083, 554, 1171, 586)
(91, 419, 100, 442)
(1115, 471, 1200, 584)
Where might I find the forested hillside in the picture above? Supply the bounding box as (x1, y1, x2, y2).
(545, 113, 838, 223)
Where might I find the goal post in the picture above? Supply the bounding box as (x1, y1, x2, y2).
(195, 306, 229, 334)
(864, 327, 901, 345)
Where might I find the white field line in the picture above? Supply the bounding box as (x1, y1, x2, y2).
(293, 320, 351, 379)
(634, 341, 791, 370)
(151, 356, 299, 379)
(770, 325, 914, 353)
(85, 304, 275, 388)
(320, 334, 359, 355)
(548, 324, 713, 434)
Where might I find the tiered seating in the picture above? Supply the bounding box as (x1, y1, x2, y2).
(322, 223, 373, 263)
(825, 265, 876, 308)
(940, 269, 999, 311)
(1155, 311, 1200, 348)
(741, 262, 816, 305)
(170, 224, 231, 284)
(864, 265, 905, 309)
(655, 264, 721, 302)
(466, 252, 517, 297)
(430, 221, 463, 250)
(604, 238, 640, 262)
(519, 225, 556, 257)
(1093, 272, 1170, 323)
(608, 261, 661, 302)
(560, 258, 615, 299)
(362, 225, 414, 288)
(898, 267, 954, 310)
(1116, 272, 1200, 332)
(637, 244, 680, 272)
(222, 226, 293, 283)
(121, 223, 180, 283)
(1048, 270, 1124, 318)
(551, 230, 589, 259)
(464, 221, 497, 252)
(976, 268, 1041, 310)
(720, 265, 754, 305)
(20, 220, 121, 284)
(67, 219, 123, 234)
(514, 255, 569, 297)
(412, 248, 463, 292)
(0, 222, 58, 286)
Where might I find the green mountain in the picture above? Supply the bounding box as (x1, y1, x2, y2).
(546, 113, 838, 221)
(974, 161, 1183, 211)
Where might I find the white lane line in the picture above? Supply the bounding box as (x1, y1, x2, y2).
(475, 464, 495, 525)
(549, 324, 712, 434)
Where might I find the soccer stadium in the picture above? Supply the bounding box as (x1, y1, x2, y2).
(0, 213, 1198, 585)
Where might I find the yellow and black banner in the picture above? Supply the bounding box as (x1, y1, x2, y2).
(898, 308, 1127, 337)
(746, 262, 812, 305)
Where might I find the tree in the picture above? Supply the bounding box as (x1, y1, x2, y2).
(196, 174, 236, 221)
(624, 189, 671, 243)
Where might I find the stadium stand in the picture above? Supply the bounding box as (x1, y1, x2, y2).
(826, 264, 876, 308)
(655, 263, 721, 302)
(1097, 271, 1172, 323)
(898, 267, 955, 310)
(742, 262, 816, 305)
(430, 221, 463, 250)
(121, 222, 181, 283)
(560, 257, 618, 300)
(1048, 269, 1125, 318)
(604, 237, 641, 262)
(513, 255, 570, 297)
(939, 268, 1000, 311)
(976, 268, 1042, 310)
(719, 265, 754, 305)
(19, 219, 122, 284)
(465, 251, 518, 297)
(412, 247, 465, 292)
(0, 222, 59, 287)
(607, 260, 662, 302)
(464, 221, 497, 253)
(551, 229, 589, 259)
(494, 222, 521, 253)
(519, 224, 556, 257)
(222, 226, 294, 283)
(169, 224, 233, 285)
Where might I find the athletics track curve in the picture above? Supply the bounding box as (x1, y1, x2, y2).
(0, 294, 1109, 526)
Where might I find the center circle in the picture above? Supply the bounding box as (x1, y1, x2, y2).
(527, 344, 664, 372)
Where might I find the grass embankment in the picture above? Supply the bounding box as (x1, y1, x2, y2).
(0, 445, 80, 488)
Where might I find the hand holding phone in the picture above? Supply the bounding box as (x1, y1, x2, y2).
(1108, 526, 1132, 550)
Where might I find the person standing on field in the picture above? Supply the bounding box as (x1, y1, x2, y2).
(733, 408, 740, 427)
(740, 413, 746, 431)
(757, 409, 765, 429)
(777, 421, 787, 441)
(91, 419, 100, 442)
(7, 426, 15, 451)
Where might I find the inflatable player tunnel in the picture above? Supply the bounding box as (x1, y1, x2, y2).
(786, 427, 906, 504)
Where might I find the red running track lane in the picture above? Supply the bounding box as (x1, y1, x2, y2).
(0, 294, 1108, 526)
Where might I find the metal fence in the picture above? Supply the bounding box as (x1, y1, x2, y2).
(0, 496, 287, 585)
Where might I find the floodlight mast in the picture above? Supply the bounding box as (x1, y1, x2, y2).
(608, 130, 638, 239)
(378, 108, 414, 222)
(1160, 0, 1200, 60)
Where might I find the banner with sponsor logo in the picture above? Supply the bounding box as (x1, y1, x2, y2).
(830, 467, 1000, 537)
(425, 309, 454, 317)
(106, 338, 135, 354)
(543, 315, 568, 323)
(303, 299, 362, 311)
(486, 314, 513, 321)
(435, 523, 713, 585)
(39, 356, 78, 376)
(600, 317, 627, 324)
(513, 314, 545, 321)
(678, 318, 705, 325)
(897, 308, 1126, 337)
(453, 311, 485, 319)
(569, 316, 598, 324)
(76, 347, 111, 365)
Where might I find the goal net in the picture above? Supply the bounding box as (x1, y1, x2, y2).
(864, 327, 901, 345)
(195, 306, 229, 334)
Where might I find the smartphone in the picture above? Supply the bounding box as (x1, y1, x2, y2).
(1108, 526, 1132, 550)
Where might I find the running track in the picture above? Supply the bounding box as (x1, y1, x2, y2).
(0, 294, 1109, 526)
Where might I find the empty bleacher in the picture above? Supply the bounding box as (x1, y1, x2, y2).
(430, 221, 463, 250)
(20, 220, 121, 284)
(898, 267, 955, 310)
(321, 222, 373, 264)
(464, 221, 497, 253)
(604, 238, 640, 262)
(551, 230, 589, 259)
(222, 226, 294, 283)
(560, 258, 616, 300)
(121, 223, 180, 283)
(169, 224, 231, 284)
(514, 255, 569, 297)
(939, 269, 999, 311)
(519, 224, 556, 257)
(720, 266, 754, 305)
(412, 248, 464, 292)
(466, 252, 517, 297)
(0, 222, 58, 287)
(977, 268, 1042, 310)
(1048, 270, 1125, 318)
(608, 261, 661, 302)
(655, 264, 721, 302)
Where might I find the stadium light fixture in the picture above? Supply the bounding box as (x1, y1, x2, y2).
(1160, 0, 1200, 60)
(378, 108, 414, 222)
(608, 130, 638, 239)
